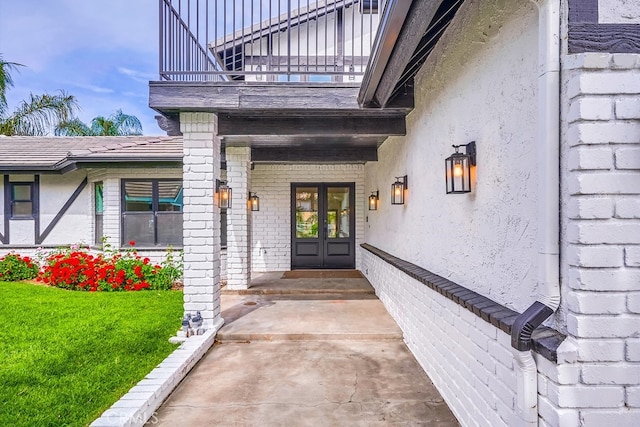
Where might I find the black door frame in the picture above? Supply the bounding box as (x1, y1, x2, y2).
(291, 182, 356, 269)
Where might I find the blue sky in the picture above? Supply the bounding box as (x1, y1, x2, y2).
(0, 0, 163, 134)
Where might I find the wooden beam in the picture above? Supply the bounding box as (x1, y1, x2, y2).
(151, 82, 359, 112)
(252, 146, 377, 163)
(216, 115, 405, 137)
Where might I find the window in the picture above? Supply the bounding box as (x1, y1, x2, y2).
(10, 182, 34, 219)
(121, 180, 183, 247)
(94, 182, 104, 245)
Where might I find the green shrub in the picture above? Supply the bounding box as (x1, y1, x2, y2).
(0, 253, 39, 281)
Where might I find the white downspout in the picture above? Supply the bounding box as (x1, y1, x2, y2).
(512, 0, 561, 425)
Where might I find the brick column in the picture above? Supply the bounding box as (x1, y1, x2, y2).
(180, 113, 223, 329)
(225, 146, 252, 289)
(560, 53, 640, 423)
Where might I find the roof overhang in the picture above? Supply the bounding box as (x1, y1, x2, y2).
(358, 0, 466, 107)
(150, 81, 412, 162)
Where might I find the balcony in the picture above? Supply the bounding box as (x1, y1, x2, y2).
(158, 0, 383, 82)
(150, 0, 420, 162)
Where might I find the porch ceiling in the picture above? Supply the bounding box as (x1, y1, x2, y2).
(150, 82, 412, 162)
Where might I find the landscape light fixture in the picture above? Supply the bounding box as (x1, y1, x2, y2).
(216, 179, 232, 208)
(368, 191, 379, 210)
(249, 192, 260, 211)
(391, 176, 407, 205)
(445, 141, 476, 194)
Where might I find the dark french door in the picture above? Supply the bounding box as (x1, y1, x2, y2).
(291, 183, 355, 269)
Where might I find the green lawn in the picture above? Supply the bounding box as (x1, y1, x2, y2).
(0, 281, 183, 427)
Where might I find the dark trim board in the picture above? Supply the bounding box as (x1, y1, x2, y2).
(568, 0, 640, 53)
(252, 146, 378, 163)
(1, 175, 9, 244)
(360, 243, 565, 362)
(569, 23, 640, 53)
(216, 114, 406, 137)
(569, 0, 598, 23)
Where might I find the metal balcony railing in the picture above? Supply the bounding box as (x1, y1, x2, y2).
(159, 0, 382, 82)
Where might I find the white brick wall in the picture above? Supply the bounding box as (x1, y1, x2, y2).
(361, 248, 583, 426)
(225, 147, 251, 289)
(250, 164, 365, 271)
(180, 112, 222, 327)
(361, 249, 564, 426)
(561, 52, 640, 422)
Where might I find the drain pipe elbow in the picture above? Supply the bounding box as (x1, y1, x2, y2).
(511, 302, 555, 426)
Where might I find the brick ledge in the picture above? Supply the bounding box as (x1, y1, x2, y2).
(361, 243, 565, 362)
(90, 317, 224, 427)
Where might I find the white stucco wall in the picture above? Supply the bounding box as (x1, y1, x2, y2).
(365, 0, 538, 312)
(1, 168, 185, 268)
(599, 0, 640, 24)
(39, 170, 91, 246)
(250, 163, 365, 272)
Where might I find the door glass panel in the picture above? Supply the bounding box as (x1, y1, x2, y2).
(295, 187, 319, 238)
(326, 187, 350, 238)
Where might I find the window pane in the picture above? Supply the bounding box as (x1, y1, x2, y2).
(124, 181, 153, 212)
(13, 184, 31, 201)
(308, 75, 332, 82)
(13, 202, 33, 217)
(95, 182, 104, 214)
(157, 212, 183, 246)
(295, 187, 319, 238)
(95, 214, 103, 245)
(327, 187, 350, 238)
(122, 213, 155, 246)
(158, 181, 183, 212)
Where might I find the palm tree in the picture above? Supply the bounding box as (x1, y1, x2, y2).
(0, 55, 78, 136)
(56, 110, 143, 136)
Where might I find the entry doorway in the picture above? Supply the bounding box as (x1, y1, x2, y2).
(291, 183, 355, 269)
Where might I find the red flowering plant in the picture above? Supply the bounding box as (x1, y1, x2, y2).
(0, 253, 39, 281)
(38, 239, 183, 292)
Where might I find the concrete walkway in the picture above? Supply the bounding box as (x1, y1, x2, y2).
(151, 272, 459, 426)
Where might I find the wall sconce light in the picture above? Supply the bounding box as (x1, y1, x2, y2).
(445, 141, 476, 194)
(216, 179, 232, 208)
(249, 192, 260, 211)
(391, 176, 407, 205)
(368, 191, 379, 210)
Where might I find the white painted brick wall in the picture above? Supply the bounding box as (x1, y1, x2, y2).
(562, 52, 640, 421)
(180, 112, 221, 327)
(250, 164, 365, 272)
(225, 147, 251, 289)
(359, 249, 581, 426)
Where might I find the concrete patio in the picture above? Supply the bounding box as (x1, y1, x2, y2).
(150, 272, 459, 426)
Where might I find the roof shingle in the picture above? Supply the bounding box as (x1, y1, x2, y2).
(0, 136, 183, 172)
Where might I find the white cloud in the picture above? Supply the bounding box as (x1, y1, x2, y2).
(118, 67, 156, 83)
(68, 82, 115, 94)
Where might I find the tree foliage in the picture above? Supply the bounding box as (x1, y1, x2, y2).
(0, 55, 79, 136)
(56, 110, 143, 136)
